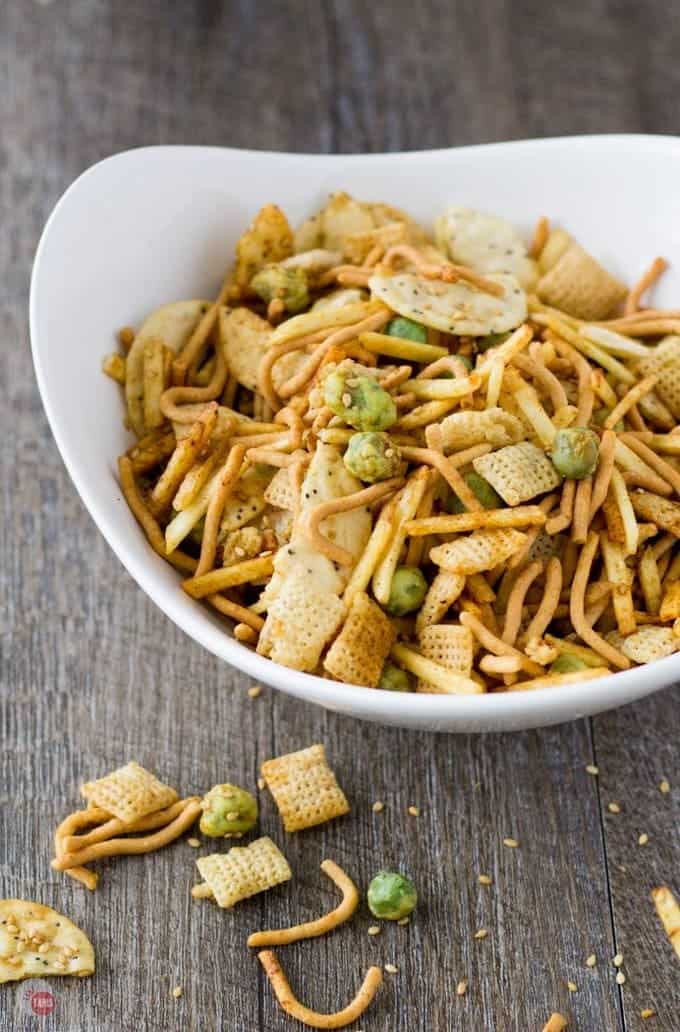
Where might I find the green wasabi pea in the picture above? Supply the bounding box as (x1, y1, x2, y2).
(324, 371, 397, 431)
(448, 472, 503, 514)
(199, 783, 258, 838)
(377, 663, 411, 692)
(550, 654, 591, 674)
(250, 265, 309, 313)
(367, 871, 417, 920)
(385, 316, 427, 343)
(385, 566, 428, 616)
(476, 331, 511, 352)
(550, 427, 600, 480)
(343, 432, 401, 483)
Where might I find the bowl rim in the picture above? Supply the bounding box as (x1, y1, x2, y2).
(29, 136, 680, 724)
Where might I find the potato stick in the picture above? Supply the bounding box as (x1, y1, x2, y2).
(402, 373, 482, 401)
(651, 533, 676, 561)
(507, 667, 609, 691)
(624, 257, 669, 314)
(246, 447, 310, 469)
(300, 478, 403, 567)
(570, 532, 630, 668)
(258, 950, 383, 1030)
(546, 480, 576, 535)
(390, 643, 484, 694)
(396, 398, 459, 429)
(598, 318, 680, 336)
(405, 505, 547, 537)
(142, 337, 167, 430)
(571, 477, 592, 545)
(643, 434, 680, 456)
(651, 886, 680, 961)
(103, 352, 126, 384)
(541, 315, 636, 384)
(518, 347, 568, 411)
(359, 330, 448, 363)
(248, 860, 359, 948)
(542, 1012, 568, 1032)
(165, 469, 219, 554)
(625, 402, 647, 433)
(608, 468, 639, 557)
(479, 653, 523, 675)
(128, 429, 176, 475)
(600, 533, 636, 635)
(52, 800, 202, 870)
(399, 447, 483, 512)
(173, 444, 226, 512)
(596, 307, 680, 325)
(503, 367, 556, 446)
(623, 469, 673, 497)
(233, 421, 281, 436)
(466, 573, 496, 604)
(588, 429, 617, 520)
(523, 557, 563, 643)
(614, 439, 671, 497)
(508, 494, 558, 569)
(553, 338, 595, 424)
(604, 375, 659, 429)
(485, 357, 504, 409)
(343, 496, 397, 608)
(150, 408, 216, 513)
(502, 560, 543, 646)
(373, 472, 430, 604)
(405, 474, 437, 566)
(591, 368, 619, 409)
(118, 456, 197, 573)
(208, 594, 264, 631)
(663, 550, 680, 586)
(458, 612, 544, 676)
(196, 444, 248, 576)
(236, 430, 291, 450)
(62, 798, 198, 853)
(528, 216, 550, 259)
(657, 552, 673, 582)
(544, 635, 606, 667)
(191, 353, 216, 386)
(620, 433, 680, 496)
(221, 373, 238, 408)
(234, 622, 259, 644)
(183, 554, 275, 599)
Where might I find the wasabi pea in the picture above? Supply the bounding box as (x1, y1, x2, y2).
(385, 566, 428, 616)
(377, 663, 411, 692)
(550, 427, 600, 480)
(324, 371, 397, 431)
(343, 432, 401, 483)
(385, 316, 427, 343)
(199, 783, 258, 838)
(550, 654, 591, 674)
(367, 871, 417, 920)
(448, 472, 503, 513)
(250, 264, 309, 313)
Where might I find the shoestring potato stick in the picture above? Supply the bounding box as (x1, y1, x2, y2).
(624, 256, 669, 315)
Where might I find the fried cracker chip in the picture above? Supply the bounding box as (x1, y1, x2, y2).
(323, 592, 395, 687)
(195, 837, 292, 908)
(429, 528, 527, 575)
(0, 900, 94, 983)
(616, 625, 679, 664)
(472, 442, 561, 506)
(438, 407, 525, 453)
(660, 581, 680, 621)
(261, 744, 350, 832)
(638, 336, 680, 419)
(80, 762, 178, 824)
(537, 243, 626, 320)
(343, 221, 411, 264)
(368, 271, 527, 336)
(434, 207, 538, 288)
(321, 192, 375, 251)
(415, 571, 466, 634)
(234, 204, 293, 288)
(219, 307, 270, 392)
(631, 491, 680, 537)
(416, 624, 474, 692)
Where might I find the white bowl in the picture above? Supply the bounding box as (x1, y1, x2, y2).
(30, 137, 680, 732)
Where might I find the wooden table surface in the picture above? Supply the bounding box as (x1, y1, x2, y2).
(1, 2, 679, 1030)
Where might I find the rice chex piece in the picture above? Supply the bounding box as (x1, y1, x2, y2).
(473, 442, 561, 506)
(416, 624, 474, 693)
(257, 568, 346, 672)
(660, 581, 680, 621)
(196, 837, 291, 908)
(630, 491, 680, 537)
(619, 626, 678, 664)
(261, 744, 350, 832)
(323, 591, 395, 687)
(638, 336, 680, 419)
(263, 465, 297, 511)
(415, 570, 466, 634)
(439, 408, 525, 453)
(80, 761, 178, 823)
(429, 529, 527, 575)
(537, 243, 626, 320)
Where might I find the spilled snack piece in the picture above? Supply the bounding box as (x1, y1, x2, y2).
(541, 1014, 568, 1032)
(651, 885, 680, 961)
(80, 761, 178, 824)
(261, 744, 350, 833)
(193, 837, 292, 908)
(248, 859, 359, 947)
(367, 871, 417, 921)
(0, 900, 94, 983)
(199, 783, 258, 838)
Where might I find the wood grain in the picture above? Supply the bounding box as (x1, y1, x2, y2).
(1, 1, 678, 1030)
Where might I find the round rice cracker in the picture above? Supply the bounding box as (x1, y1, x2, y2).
(0, 900, 95, 983)
(125, 299, 210, 437)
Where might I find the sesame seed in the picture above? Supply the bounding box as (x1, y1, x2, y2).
(567, 981, 578, 992)
(234, 546, 245, 557)
(473, 929, 488, 940)
(397, 917, 410, 926)
(608, 802, 621, 814)
(38, 943, 50, 954)
(248, 685, 262, 698)
(372, 800, 384, 813)
(52, 961, 66, 971)
(613, 954, 623, 968)
(172, 986, 183, 999)
(384, 963, 398, 974)
(478, 874, 492, 886)
(503, 837, 519, 848)
(638, 833, 649, 846)
(586, 954, 597, 968)
(187, 838, 200, 848)
(257, 778, 266, 791)
(585, 764, 599, 776)
(659, 779, 670, 794)
(226, 811, 239, 821)
(368, 925, 381, 936)
(640, 1008, 656, 1019)
(456, 979, 468, 996)
(616, 972, 626, 985)
(408, 805, 420, 817)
